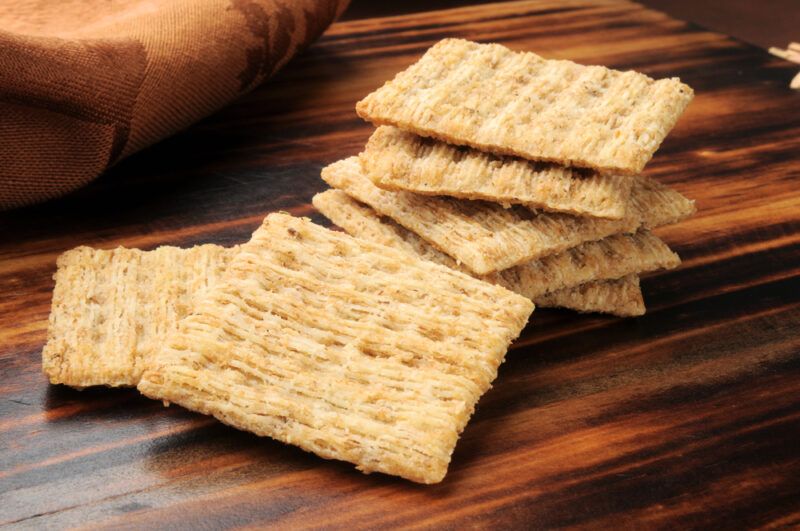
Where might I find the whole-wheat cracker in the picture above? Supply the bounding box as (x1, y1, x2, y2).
(537, 275, 645, 317)
(313, 190, 669, 315)
(138, 213, 533, 484)
(321, 157, 693, 275)
(357, 38, 693, 175)
(362, 126, 633, 219)
(42, 245, 234, 388)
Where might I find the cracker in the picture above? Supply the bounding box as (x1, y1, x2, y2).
(356, 38, 693, 175)
(42, 245, 234, 388)
(537, 275, 645, 317)
(483, 229, 678, 300)
(313, 190, 665, 315)
(321, 157, 691, 275)
(138, 213, 533, 484)
(361, 126, 633, 219)
(631, 174, 697, 229)
(312, 189, 461, 270)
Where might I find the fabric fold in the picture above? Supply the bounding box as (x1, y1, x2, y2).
(0, 0, 349, 210)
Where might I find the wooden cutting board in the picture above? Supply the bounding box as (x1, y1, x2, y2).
(2, 0, 799, 527)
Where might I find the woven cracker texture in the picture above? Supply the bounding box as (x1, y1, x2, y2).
(42, 244, 233, 388)
(313, 189, 662, 315)
(537, 275, 645, 317)
(138, 213, 533, 484)
(321, 157, 691, 275)
(357, 38, 693, 175)
(362, 126, 633, 219)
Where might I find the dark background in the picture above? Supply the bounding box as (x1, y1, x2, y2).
(345, 0, 798, 50)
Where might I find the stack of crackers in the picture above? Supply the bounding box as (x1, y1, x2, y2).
(42, 39, 695, 485)
(316, 39, 696, 317)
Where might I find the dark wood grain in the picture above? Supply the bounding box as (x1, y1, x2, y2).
(2, 0, 800, 528)
(348, 0, 800, 51)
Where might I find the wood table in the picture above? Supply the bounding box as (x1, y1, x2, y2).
(2, 0, 799, 527)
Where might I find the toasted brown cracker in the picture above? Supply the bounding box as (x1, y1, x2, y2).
(361, 126, 633, 219)
(313, 189, 462, 270)
(483, 229, 678, 301)
(138, 213, 533, 484)
(356, 38, 693, 175)
(630, 174, 697, 229)
(321, 157, 692, 275)
(313, 190, 665, 315)
(537, 275, 645, 317)
(42, 245, 233, 388)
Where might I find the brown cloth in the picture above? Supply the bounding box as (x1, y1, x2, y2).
(0, 0, 349, 210)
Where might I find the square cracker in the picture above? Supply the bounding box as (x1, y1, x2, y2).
(321, 157, 693, 275)
(356, 38, 693, 175)
(362, 126, 633, 220)
(313, 190, 665, 316)
(138, 213, 533, 484)
(42, 244, 233, 388)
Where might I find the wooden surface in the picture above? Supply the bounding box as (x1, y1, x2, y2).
(2, 0, 800, 528)
(345, 0, 800, 50)
(639, 0, 799, 50)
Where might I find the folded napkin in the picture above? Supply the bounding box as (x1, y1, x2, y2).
(0, 0, 349, 210)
